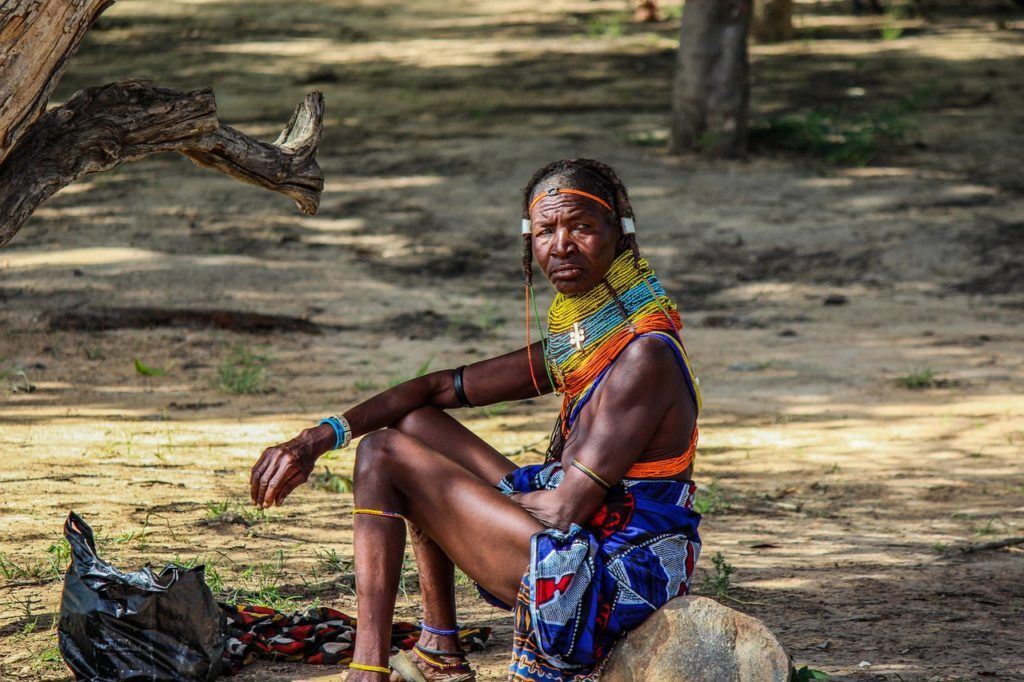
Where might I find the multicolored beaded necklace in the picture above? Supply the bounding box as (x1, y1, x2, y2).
(525, 250, 699, 457)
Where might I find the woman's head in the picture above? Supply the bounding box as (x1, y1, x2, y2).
(520, 159, 639, 295)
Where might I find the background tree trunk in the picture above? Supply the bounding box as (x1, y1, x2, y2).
(670, 0, 752, 158)
(0, 0, 324, 249)
(752, 0, 794, 42)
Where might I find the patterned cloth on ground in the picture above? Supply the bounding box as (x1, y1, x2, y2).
(220, 603, 490, 673)
(478, 462, 702, 681)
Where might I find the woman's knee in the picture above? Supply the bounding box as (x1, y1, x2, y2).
(393, 405, 445, 438)
(354, 428, 402, 480)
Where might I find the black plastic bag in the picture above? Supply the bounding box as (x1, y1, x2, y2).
(57, 512, 226, 681)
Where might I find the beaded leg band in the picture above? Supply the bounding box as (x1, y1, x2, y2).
(413, 644, 470, 672)
(353, 508, 407, 521)
(420, 622, 460, 637)
(349, 661, 391, 674)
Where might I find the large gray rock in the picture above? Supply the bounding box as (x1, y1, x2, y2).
(601, 596, 791, 681)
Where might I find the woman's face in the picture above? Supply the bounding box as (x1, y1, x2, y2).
(529, 191, 621, 296)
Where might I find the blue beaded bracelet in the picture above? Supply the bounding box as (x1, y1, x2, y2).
(318, 415, 351, 450)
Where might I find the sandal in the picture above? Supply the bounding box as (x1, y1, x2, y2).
(388, 645, 476, 682)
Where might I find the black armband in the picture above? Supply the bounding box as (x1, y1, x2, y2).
(452, 365, 474, 408)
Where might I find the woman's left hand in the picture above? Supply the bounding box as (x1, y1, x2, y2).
(511, 490, 573, 531)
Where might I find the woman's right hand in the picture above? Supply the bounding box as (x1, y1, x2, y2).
(250, 424, 335, 509)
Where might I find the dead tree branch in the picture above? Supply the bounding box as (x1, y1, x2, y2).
(0, 0, 324, 248)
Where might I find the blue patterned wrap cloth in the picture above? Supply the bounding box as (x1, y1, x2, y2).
(479, 461, 702, 681)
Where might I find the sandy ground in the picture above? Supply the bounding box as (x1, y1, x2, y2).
(1, 0, 1023, 680)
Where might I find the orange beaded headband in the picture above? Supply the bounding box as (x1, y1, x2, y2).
(529, 187, 614, 212)
(523, 187, 635, 235)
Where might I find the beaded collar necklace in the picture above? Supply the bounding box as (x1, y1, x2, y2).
(541, 250, 683, 439)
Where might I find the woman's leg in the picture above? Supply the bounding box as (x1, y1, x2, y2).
(347, 429, 543, 680)
(393, 406, 518, 655)
(392, 405, 517, 485)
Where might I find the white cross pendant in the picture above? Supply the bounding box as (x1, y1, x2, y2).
(569, 322, 586, 351)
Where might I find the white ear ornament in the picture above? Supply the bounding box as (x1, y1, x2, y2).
(521, 219, 532, 235)
(622, 217, 636, 234)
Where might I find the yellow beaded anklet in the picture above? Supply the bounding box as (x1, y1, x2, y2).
(349, 661, 390, 674)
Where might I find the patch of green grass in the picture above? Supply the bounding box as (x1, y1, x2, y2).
(46, 539, 71, 577)
(454, 567, 474, 587)
(880, 22, 904, 41)
(701, 551, 735, 599)
(475, 402, 510, 418)
(313, 548, 347, 574)
(308, 466, 353, 494)
(897, 368, 938, 389)
(694, 480, 731, 516)
(202, 563, 225, 593)
(973, 517, 1003, 537)
(388, 356, 434, 388)
(0, 555, 46, 582)
(217, 344, 272, 394)
(206, 499, 232, 519)
(172, 555, 225, 593)
(223, 551, 301, 610)
(133, 357, 166, 377)
(108, 520, 150, 551)
(36, 645, 64, 669)
(931, 542, 949, 553)
(586, 13, 626, 39)
(880, 5, 908, 40)
(354, 379, 379, 392)
(792, 666, 830, 681)
(204, 499, 269, 526)
(0, 363, 34, 393)
(749, 89, 930, 166)
(0, 540, 71, 584)
(397, 553, 419, 600)
(450, 303, 505, 331)
(18, 617, 39, 637)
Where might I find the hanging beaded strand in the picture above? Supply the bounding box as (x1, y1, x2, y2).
(530, 283, 559, 392)
(601, 278, 637, 335)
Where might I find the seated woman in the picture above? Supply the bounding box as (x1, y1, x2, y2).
(249, 158, 703, 682)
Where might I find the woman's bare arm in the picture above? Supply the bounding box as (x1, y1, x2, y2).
(250, 342, 552, 508)
(515, 337, 692, 530)
(345, 340, 552, 440)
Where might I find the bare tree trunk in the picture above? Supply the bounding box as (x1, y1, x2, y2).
(670, 0, 752, 158)
(752, 0, 794, 42)
(0, 0, 324, 248)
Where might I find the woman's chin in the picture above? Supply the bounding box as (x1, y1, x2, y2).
(549, 277, 597, 296)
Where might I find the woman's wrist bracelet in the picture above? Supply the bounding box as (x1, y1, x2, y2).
(318, 414, 352, 450)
